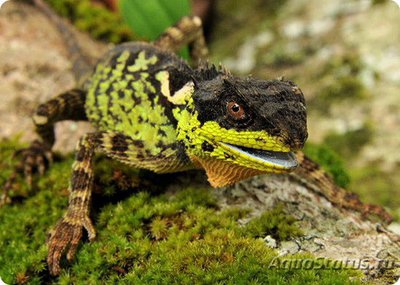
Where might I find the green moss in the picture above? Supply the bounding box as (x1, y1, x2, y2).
(0, 139, 362, 284)
(349, 165, 400, 220)
(304, 143, 351, 188)
(322, 124, 374, 158)
(244, 204, 303, 240)
(45, 0, 134, 43)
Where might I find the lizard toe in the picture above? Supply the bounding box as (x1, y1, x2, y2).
(13, 140, 53, 186)
(47, 214, 96, 275)
(47, 219, 82, 275)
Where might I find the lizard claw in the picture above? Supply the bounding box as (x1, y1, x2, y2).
(1, 172, 16, 207)
(1, 140, 53, 207)
(15, 140, 53, 186)
(47, 215, 96, 276)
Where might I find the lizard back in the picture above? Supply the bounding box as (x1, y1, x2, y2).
(85, 42, 194, 155)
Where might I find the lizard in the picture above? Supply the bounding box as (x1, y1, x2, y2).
(2, 0, 392, 276)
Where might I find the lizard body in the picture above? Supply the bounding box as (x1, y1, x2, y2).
(81, 41, 306, 179)
(3, 0, 392, 276)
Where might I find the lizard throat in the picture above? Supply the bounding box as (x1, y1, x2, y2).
(190, 155, 264, 187)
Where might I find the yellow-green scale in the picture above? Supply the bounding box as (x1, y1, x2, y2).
(85, 50, 180, 156)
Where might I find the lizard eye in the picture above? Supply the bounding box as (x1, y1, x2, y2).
(227, 101, 246, 120)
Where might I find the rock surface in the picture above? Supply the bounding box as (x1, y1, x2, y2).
(218, 175, 400, 282)
(0, 1, 107, 152)
(1, 1, 400, 283)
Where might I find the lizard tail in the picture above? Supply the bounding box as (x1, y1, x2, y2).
(293, 152, 393, 224)
(32, 0, 93, 82)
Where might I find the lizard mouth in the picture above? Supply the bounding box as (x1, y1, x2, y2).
(220, 143, 298, 169)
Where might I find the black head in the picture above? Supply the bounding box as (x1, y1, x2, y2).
(192, 76, 308, 151)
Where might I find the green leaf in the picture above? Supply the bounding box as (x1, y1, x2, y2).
(119, 0, 191, 59)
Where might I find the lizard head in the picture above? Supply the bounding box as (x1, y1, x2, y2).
(176, 73, 308, 187)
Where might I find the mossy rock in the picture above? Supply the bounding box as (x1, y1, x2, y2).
(0, 139, 363, 284)
(303, 143, 351, 188)
(323, 124, 374, 159)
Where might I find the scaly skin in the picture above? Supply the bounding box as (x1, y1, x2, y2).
(83, 43, 307, 179)
(3, 0, 392, 276)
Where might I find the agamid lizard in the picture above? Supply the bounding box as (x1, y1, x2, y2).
(2, 0, 392, 276)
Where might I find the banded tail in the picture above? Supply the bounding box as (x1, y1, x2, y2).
(293, 152, 392, 224)
(32, 0, 93, 82)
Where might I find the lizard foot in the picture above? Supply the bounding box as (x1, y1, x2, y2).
(1, 140, 52, 207)
(14, 140, 53, 186)
(47, 214, 96, 276)
(1, 172, 15, 207)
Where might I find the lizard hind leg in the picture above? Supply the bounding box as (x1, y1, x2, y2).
(154, 16, 209, 64)
(47, 132, 98, 276)
(1, 89, 87, 206)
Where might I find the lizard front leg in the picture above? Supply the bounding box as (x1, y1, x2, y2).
(17, 88, 86, 181)
(2, 89, 87, 206)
